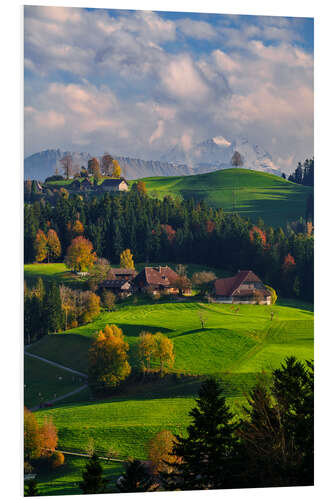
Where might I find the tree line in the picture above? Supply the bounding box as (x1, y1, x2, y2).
(24, 187, 313, 301)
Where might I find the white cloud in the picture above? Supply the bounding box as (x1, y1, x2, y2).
(149, 120, 165, 144)
(177, 19, 217, 39)
(161, 54, 209, 101)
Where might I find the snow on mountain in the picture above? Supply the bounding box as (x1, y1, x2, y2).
(161, 136, 282, 176)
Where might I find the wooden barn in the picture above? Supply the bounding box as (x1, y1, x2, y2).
(214, 270, 271, 304)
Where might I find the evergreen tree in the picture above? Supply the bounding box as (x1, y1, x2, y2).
(43, 283, 63, 333)
(117, 459, 157, 493)
(80, 453, 107, 494)
(162, 378, 240, 490)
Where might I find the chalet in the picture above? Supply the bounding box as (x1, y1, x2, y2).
(108, 268, 137, 280)
(214, 270, 271, 304)
(100, 178, 129, 192)
(133, 266, 181, 295)
(100, 279, 132, 297)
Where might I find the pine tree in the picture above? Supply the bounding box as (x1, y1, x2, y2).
(117, 459, 156, 493)
(43, 283, 63, 333)
(80, 453, 107, 494)
(162, 378, 240, 490)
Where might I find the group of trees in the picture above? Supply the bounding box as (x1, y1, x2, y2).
(88, 325, 175, 393)
(24, 278, 100, 344)
(35, 228, 61, 263)
(24, 188, 313, 301)
(287, 158, 314, 186)
(57, 153, 122, 182)
(74, 356, 313, 494)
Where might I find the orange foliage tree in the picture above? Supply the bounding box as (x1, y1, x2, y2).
(161, 224, 176, 242)
(65, 236, 96, 272)
(35, 229, 48, 262)
(283, 253, 296, 271)
(47, 229, 61, 262)
(148, 430, 179, 474)
(24, 407, 43, 461)
(40, 416, 58, 456)
(250, 226, 267, 247)
(88, 325, 131, 392)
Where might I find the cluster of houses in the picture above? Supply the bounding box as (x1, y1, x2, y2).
(69, 177, 129, 193)
(100, 266, 272, 305)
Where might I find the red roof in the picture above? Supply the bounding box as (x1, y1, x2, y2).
(214, 270, 270, 297)
(135, 266, 179, 287)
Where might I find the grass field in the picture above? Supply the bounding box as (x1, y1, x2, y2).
(24, 355, 85, 408)
(31, 455, 124, 496)
(134, 168, 313, 227)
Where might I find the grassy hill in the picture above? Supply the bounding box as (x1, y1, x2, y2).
(134, 168, 313, 227)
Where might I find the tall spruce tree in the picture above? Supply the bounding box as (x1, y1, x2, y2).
(116, 459, 157, 493)
(80, 453, 107, 494)
(162, 378, 240, 491)
(43, 283, 63, 333)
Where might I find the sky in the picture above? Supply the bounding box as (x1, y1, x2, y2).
(24, 6, 314, 172)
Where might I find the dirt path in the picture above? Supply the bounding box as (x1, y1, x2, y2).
(30, 384, 88, 411)
(24, 350, 87, 378)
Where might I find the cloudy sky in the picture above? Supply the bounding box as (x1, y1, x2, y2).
(24, 6, 314, 172)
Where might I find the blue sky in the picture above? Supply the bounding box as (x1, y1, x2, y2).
(24, 6, 313, 172)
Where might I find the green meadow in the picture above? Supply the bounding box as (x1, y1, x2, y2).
(134, 168, 313, 227)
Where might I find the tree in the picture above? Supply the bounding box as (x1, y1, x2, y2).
(117, 459, 157, 493)
(65, 236, 97, 272)
(120, 248, 135, 269)
(112, 159, 122, 178)
(88, 258, 111, 291)
(238, 357, 314, 487)
(88, 325, 131, 392)
(148, 430, 178, 474)
(35, 229, 48, 262)
(70, 219, 84, 238)
(82, 292, 101, 323)
(101, 153, 114, 176)
(137, 331, 155, 372)
(40, 416, 58, 456)
(60, 154, 73, 179)
(171, 274, 191, 296)
(47, 229, 61, 262)
(25, 479, 38, 497)
(24, 408, 43, 462)
(101, 290, 116, 311)
(87, 157, 100, 179)
(231, 150, 243, 167)
(132, 180, 147, 195)
(162, 378, 240, 490)
(80, 453, 107, 494)
(43, 283, 63, 333)
(192, 271, 216, 296)
(153, 333, 174, 375)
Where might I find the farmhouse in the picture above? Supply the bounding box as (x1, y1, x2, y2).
(133, 266, 181, 294)
(100, 279, 132, 297)
(69, 178, 92, 191)
(108, 268, 137, 280)
(100, 178, 129, 192)
(214, 270, 271, 304)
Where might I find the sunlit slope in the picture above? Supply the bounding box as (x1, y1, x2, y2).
(135, 168, 313, 227)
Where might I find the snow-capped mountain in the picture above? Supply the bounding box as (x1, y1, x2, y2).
(161, 136, 282, 176)
(24, 150, 191, 181)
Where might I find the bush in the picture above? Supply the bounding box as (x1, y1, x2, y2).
(51, 451, 65, 468)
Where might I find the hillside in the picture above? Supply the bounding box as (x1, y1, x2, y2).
(136, 168, 313, 227)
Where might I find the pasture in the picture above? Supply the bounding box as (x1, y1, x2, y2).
(135, 168, 313, 227)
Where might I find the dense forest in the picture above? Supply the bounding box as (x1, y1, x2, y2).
(24, 187, 314, 302)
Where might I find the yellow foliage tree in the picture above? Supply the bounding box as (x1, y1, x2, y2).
(88, 324, 131, 392)
(112, 159, 122, 178)
(148, 430, 179, 474)
(153, 333, 175, 375)
(65, 236, 97, 272)
(35, 229, 48, 262)
(120, 248, 135, 269)
(47, 229, 61, 262)
(138, 331, 156, 372)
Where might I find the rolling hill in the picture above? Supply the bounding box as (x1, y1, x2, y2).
(135, 168, 313, 227)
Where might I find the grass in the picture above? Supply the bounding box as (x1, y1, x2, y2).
(133, 168, 313, 227)
(24, 263, 89, 289)
(24, 355, 85, 408)
(31, 455, 124, 496)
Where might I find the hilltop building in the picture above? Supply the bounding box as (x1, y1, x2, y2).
(214, 270, 271, 304)
(133, 266, 183, 295)
(99, 178, 129, 192)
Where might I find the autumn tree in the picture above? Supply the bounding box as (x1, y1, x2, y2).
(70, 219, 84, 239)
(137, 331, 156, 372)
(82, 292, 101, 323)
(87, 257, 111, 291)
(192, 271, 216, 296)
(88, 157, 100, 177)
(80, 453, 107, 494)
(65, 236, 97, 272)
(47, 229, 61, 262)
(35, 229, 48, 262)
(148, 430, 178, 474)
(88, 324, 131, 393)
(153, 333, 175, 375)
(101, 153, 114, 176)
(132, 180, 147, 195)
(60, 154, 73, 179)
(40, 416, 58, 456)
(24, 407, 43, 462)
(112, 159, 122, 178)
(101, 290, 116, 311)
(231, 150, 243, 167)
(120, 248, 135, 269)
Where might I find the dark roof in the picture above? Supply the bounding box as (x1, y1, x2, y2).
(101, 178, 128, 187)
(134, 266, 179, 287)
(100, 279, 131, 289)
(214, 270, 270, 297)
(109, 268, 137, 276)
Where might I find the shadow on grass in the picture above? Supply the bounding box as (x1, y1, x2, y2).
(276, 299, 314, 312)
